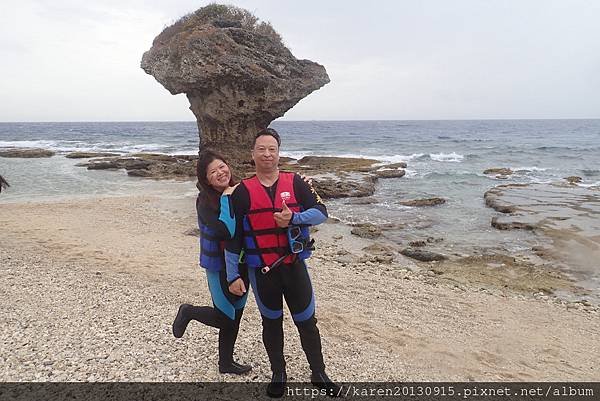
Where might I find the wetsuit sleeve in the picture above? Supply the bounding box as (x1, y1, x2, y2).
(225, 185, 250, 283)
(291, 174, 328, 226)
(196, 196, 231, 240)
(218, 195, 236, 238)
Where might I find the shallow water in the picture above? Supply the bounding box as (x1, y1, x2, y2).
(2, 119, 600, 295)
(489, 183, 600, 298)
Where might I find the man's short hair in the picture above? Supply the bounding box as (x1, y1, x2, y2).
(253, 127, 281, 147)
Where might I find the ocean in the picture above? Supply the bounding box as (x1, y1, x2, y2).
(1, 120, 600, 297)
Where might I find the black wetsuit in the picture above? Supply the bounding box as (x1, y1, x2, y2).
(226, 174, 328, 374)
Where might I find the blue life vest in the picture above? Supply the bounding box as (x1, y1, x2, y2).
(199, 220, 225, 271)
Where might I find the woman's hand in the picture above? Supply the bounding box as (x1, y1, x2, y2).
(228, 277, 246, 296)
(222, 183, 239, 196)
(300, 174, 313, 186)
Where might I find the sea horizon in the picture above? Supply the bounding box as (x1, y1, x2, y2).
(1, 117, 600, 123)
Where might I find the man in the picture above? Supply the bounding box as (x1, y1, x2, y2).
(225, 128, 339, 398)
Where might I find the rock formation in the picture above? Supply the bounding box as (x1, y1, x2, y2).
(141, 4, 329, 162)
(0, 148, 55, 158)
(400, 248, 447, 262)
(399, 197, 446, 207)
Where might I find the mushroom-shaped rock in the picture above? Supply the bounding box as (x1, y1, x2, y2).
(141, 5, 329, 162)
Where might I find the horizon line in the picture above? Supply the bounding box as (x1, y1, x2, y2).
(1, 117, 599, 123)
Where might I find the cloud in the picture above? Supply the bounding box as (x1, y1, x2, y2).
(1, 0, 599, 121)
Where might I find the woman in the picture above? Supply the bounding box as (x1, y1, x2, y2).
(172, 149, 251, 375)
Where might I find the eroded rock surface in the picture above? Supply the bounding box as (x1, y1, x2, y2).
(350, 223, 382, 239)
(399, 197, 446, 207)
(66, 152, 120, 159)
(76, 154, 198, 179)
(484, 167, 513, 176)
(141, 5, 329, 162)
(0, 148, 55, 158)
(400, 248, 447, 262)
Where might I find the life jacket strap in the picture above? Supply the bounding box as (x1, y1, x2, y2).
(244, 246, 289, 255)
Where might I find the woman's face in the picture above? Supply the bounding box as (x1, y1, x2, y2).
(206, 158, 231, 192)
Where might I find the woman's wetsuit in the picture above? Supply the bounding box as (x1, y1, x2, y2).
(173, 195, 249, 370)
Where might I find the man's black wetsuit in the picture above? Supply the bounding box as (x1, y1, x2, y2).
(225, 173, 328, 374)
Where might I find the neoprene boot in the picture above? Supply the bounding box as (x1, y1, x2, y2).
(218, 310, 251, 375)
(172, 304, 192, 338)
(173, 304, 224, 338)
(296, 317, 326, 372)
(266, 371, 287, 398)
(262, 316, 286, 373)
(311, 371, 341, 397)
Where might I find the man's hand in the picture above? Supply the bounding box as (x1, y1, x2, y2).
(273, 200, 293, 228)
(222, 183, 239, 196)
(228, 277, 246, 296)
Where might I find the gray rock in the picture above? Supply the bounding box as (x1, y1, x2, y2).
(313, 177, 376, 199)
(373, 169, 406, 179)
(297, 156, 378, 172)
(564, 176, 582, 184)
(491, 217, 536, 231)
(0, 148, 55, 158)
(350, 223, 382, 239)
(87, 161, 120, 170)
(361, 243, 394, 254)
(400, 248, 447, 262)
(399, 197, 446, 207)
(122, 160, 152, 170)
(484, 167, 513, 176)
(65, 152, 120, 159)
(346, 197, 378, 205)
(127, 169, 153, 177)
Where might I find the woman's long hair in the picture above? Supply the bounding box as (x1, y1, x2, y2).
(196, 149, 235, 211)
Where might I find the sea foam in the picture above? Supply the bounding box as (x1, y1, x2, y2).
(429, 152, 464, 162)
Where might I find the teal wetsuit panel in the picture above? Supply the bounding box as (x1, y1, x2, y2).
(206, 269, 248, 320)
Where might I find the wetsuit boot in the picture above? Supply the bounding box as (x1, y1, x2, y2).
(262, 316, 286, 373)
(310, 371, 341, 397)
(295, 317, 325, 372)
(296, 317, 340, 396)
(218, 309, 251, 375)
(262, 316, 286, 397)
(172, 304, 193, 338)
(172, 304, 222, 338)
(266, 371, 287, 398)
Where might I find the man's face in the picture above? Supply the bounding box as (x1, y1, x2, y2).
(252, 135, 280, 171)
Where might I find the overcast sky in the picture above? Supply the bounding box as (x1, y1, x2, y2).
(1, 0, 599, 121)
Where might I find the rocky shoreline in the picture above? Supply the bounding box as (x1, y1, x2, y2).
(2, 149, 599, 303)
(0, 148, 406, 199)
